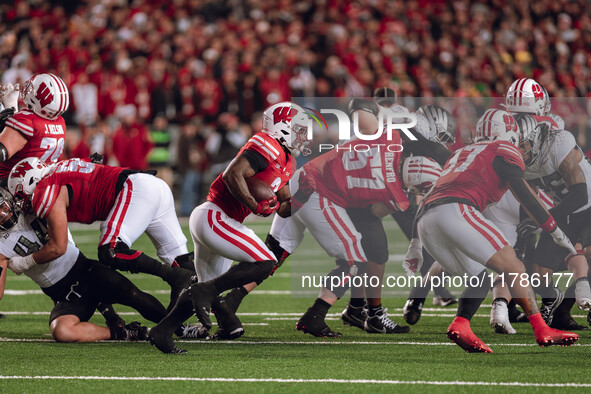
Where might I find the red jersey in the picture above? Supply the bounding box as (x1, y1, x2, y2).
(32, 158, 124, 223)
(304, 133, 409, 210)
(425, 140, 525, 211)
(207, 132, 293, 222)
(2, 109, 66, 178)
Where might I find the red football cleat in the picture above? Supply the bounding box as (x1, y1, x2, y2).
(447, 317, 493, 353)
(534, 326, 579, 347)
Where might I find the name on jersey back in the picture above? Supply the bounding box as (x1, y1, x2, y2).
(44, 124, 64, 135)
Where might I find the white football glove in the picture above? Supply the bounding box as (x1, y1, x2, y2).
(403, 238, 423, 276)
(0, 83, 20, 110)
(550, 227, 577, 256)
(8, 254, 36, 275)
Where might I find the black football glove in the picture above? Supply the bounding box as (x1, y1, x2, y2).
(516, 217, 538, 240)
(0, 107, 15, 130)
(89, 152, 104, 164)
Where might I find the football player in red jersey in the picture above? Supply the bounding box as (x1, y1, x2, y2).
(407, 109, 580, 352)
(148, 101, 310, 353)
(0, 74, 69, 181)
(6, 157, 193, 311)
(246, 99, 447, 337)
(0, 74, 70, 320)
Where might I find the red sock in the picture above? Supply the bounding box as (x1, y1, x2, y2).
(528, 313, 547, 331)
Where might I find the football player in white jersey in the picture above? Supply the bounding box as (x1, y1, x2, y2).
(505, 79, 591, 330)
(515, 112, 591, 329)
(0, 188, 196, 343)
(384, 103, 459, 325)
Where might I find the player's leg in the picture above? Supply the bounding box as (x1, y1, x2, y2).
(295, 196, 366, 337)
(97, 176, 193, 309)
(403, 251, 435, 325)
(149, 203, 276, 352)
(485, 247, 579, 346)
(223, 211, 306, 313)
(533, 230, 588, 328)
(47, 287, 147, 343)
(346, 206, 409, 334)
(86, 259, 168, 324)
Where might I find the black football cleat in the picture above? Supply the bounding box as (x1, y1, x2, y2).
(297, 309, 342, 338)
(540, 288, 564, 325)
(190, 282, 218, 330)
(403, 298, 424, 325)
(175, 324, 209, 339)
(365, 308, 410, 334)
(148, 325, 188, 354)
(211, 296, 244, 340)
(123, 322, 148, 341)
(166, 267, 194, 311)
(551, 316, 589, 331)
(341, 303, 367, 330)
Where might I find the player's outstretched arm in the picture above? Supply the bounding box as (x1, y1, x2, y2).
(496, 157, 577, 255)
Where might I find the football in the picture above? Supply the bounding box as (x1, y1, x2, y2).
(246, 177, 275, 202)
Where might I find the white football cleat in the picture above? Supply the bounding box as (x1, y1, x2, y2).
(575, 279, 591, 311)
(490, 299, 516, 335)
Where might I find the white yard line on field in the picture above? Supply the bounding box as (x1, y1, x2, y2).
(0, 375, 590, 387)
(1, 337, 590, 348)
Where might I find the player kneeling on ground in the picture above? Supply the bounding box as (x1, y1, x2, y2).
(0, 188, 165, 342)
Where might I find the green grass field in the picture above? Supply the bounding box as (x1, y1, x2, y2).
(0, 217, 590, 393)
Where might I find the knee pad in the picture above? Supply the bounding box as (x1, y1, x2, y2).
(265, 234, 290, 264)
(174, 252, 195, 273)
(336, 259, 366, 276)
(98, 242, 143, 274)
(254, 260, 275, 284)
(325, 264, 352, 299)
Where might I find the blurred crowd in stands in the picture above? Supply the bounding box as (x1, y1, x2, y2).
(1, 0, 591, 215)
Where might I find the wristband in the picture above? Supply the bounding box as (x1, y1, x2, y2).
(540, 216, 557, 232)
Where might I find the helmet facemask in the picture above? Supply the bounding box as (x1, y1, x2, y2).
(0, 189, 19, 233)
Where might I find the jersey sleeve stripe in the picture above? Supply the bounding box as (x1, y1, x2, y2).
(497, 144, 522, 156)
(251, 139, 277, 160)
(252, 135, 280, 156)
(37, 185, 56, 219)
(5, 118, 34, 136)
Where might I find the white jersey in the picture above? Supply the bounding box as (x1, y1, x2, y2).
(524, 130, 591, 214)
(0, 214, 79, 288)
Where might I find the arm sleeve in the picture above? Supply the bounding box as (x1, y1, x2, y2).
(548, 183, 587, 221)
(403, 137, 452, 167)
(4, 112, 34, 138)
(32, 185, 59, 219)
(492, 156, 551, 226)
(241, 149, 269, 174)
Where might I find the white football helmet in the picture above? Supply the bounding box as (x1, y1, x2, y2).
(476, 109, 520, 147)
(8, 158, 52, 212)
(262, 101, 310, 157)
(514, 113, 545, 166)
(416, 105, 456, 144)
(20, 73, 69, 120)
(402, 156, 442, 194)
(505, 78, 546, 115)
